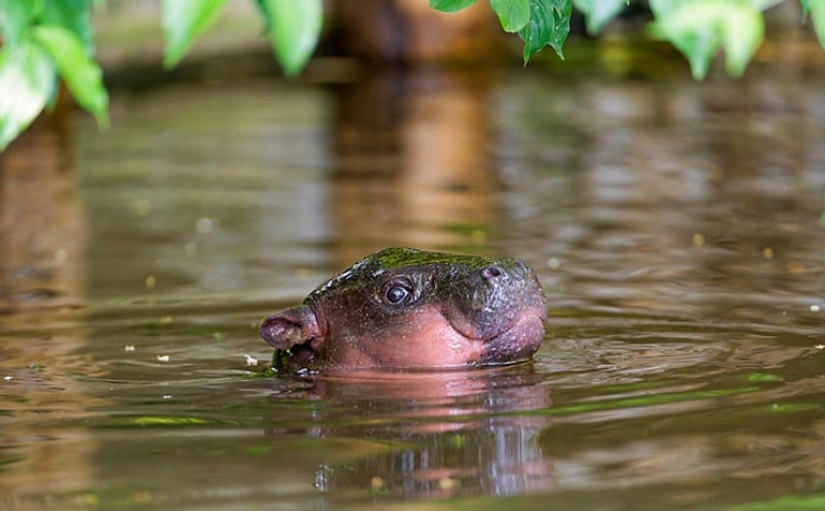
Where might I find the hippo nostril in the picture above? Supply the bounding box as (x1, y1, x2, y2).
(481, 265, 504, 280)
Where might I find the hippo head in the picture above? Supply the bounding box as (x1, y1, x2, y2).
(259, 247, 547, 373)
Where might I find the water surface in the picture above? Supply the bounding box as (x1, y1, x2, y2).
(2, 57, 825, 511)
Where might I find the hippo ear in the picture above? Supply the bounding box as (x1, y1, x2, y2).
(259, 305, 322, 350)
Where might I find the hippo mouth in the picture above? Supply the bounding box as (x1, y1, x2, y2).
(476, 310, 546, 365)
(442, 305, 547, 367)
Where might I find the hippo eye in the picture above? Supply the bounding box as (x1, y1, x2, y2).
(386, 286, 409, 304)
(381, 279, 415, 306)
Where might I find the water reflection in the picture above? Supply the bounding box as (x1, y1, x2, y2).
(331, 67, 497, 263)
(496, 68, 825, 322)
(269, 367, 553, 499)
(0, 110, 86, 311)
(0, 112, 98, 507)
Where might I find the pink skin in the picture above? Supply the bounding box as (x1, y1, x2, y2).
(262, 302, 546, 372)
(321, 305, 487, 370)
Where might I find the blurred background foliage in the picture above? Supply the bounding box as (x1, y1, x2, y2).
(1, 0, 824, 151)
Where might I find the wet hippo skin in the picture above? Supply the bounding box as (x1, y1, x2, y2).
(260, 247, 547, 373)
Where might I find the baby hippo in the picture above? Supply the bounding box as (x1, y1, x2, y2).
(260, 247, 547, 373)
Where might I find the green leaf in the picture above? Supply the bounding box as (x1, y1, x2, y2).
(649, 0, 764, 79)
(810, 0, 825, 50)
(721, 4, 763, 76)
(518, 0, 572, 62)
(800, 0, 810, 15)
(259, 0, 323, 77)
(253, 0, 272, 32)
(573, 0, 627, 34)
(40, 0, 94, 54)
(0, 39, 55, 151)
(428, 0, 479, 12)
(0, 0, 37, 49)
(161, 0, 228, 69)
(491, 0, 531, 32)
(31, 25, 108, 127)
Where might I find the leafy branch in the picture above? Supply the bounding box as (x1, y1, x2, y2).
(1, 0, 825, 151)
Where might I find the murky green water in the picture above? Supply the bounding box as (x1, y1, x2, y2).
(2, 55, 825, 511)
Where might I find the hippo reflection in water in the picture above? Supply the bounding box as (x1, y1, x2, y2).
(259, 247, 547, 373)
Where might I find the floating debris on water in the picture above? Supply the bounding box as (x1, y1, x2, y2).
(131, 198, 152, 216)
(439, 477, 459, 490)
(195, 217, 216, 234)
(370, 476, 384, 490)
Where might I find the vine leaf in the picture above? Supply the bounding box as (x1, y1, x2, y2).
(491, 0, 531, 32)
(429, 0, 480, 12)
(649, 0, 763, 79)
(0, 40, 56, 150)
(257, 0, 323, 77)
(41, 0, 95, 53)
(32, 25, 109, 127)
(809, 0, 825, 50)
(519, 0, 572, 62)
(573, 0, 627, 34)
(0, 0, 37, 49)
(162, 0, 228, 69)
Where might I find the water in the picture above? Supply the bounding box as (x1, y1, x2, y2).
(2, 52, 825, 510)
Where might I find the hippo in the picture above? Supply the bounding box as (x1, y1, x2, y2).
(259, 247, 547, 373)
